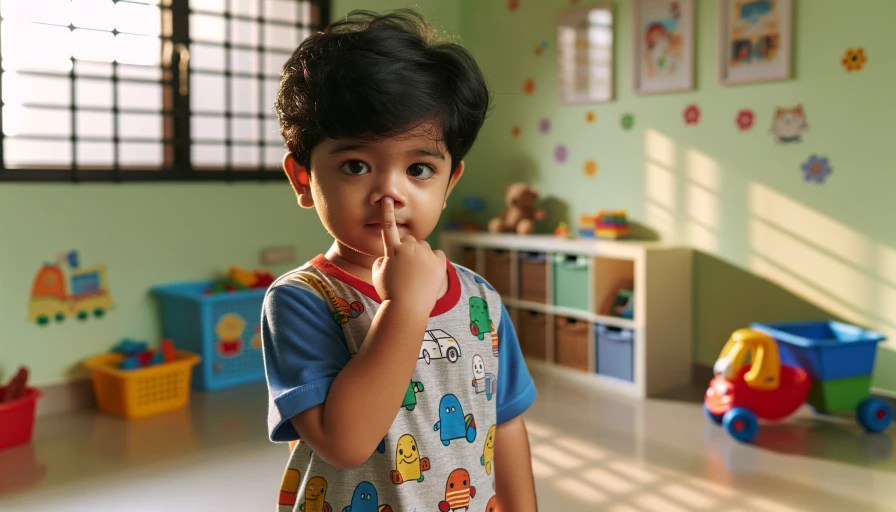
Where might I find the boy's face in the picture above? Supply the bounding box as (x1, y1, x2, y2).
(285, 122, 464, 264)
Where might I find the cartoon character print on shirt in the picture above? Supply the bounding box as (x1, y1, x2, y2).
(469, 297, 499, 356)
(438, 468, 476, 512)
(341, 481, 392, 512)
(300, 476, 332, 512)
(434, 394, 477, 446)
(279, 468, 301, 507)
(299, 273, 364, 324)
(390, 434, 431, 484)
(485, 495, 499, 512)
(471, 355, 496, 401)
(402, 380, 424, 411)
(481, 425, 497, 475)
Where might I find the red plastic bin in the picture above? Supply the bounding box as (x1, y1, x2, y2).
(0, 387, 42, 451)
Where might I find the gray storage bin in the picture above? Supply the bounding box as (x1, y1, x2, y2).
(596, 324, 634, 382)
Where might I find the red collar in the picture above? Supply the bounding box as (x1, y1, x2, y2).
(310, 255, 461, 317)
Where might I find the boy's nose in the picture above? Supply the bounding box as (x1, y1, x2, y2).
(370, 170, 407, 207)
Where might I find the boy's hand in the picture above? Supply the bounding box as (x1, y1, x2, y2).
(372, 197, 446, 311)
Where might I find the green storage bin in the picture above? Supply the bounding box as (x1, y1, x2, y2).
(806, 375, 872, 413)
(553, 253, 590, 311)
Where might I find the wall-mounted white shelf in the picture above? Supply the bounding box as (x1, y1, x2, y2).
(441, 232, 693, 399)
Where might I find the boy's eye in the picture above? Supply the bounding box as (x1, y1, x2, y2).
(407, 163, 435, 179)
(340, 160, 370, 176)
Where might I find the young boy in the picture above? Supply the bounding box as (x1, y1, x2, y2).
(263, 10, 537, 512)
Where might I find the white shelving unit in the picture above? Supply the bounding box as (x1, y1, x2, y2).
(441, 232, 693, 399)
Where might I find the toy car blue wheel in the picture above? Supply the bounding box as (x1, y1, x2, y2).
(704, 404, 723, 425)
(857, 398, 893, 433)
(722, 407, 759, 443)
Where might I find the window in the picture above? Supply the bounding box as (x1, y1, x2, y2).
(0, 0, 330, 182)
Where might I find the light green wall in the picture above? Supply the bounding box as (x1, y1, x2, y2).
(334, 0, 461, 34)
(0, 185, 332, 385)
(453, 0, 896, 390)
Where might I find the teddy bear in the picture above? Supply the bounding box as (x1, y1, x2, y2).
(488, 182, 545, 235)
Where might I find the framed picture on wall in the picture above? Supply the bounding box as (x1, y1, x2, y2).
(632, 0, 694, 94)
(718, 0, 793, 85)
(557, 4, 614, 104)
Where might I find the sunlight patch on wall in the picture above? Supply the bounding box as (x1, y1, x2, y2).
(687, 150, 721, 192)
(749, 183, 870, 267)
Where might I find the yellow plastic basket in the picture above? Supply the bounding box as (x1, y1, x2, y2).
(84, 351, 201, 420)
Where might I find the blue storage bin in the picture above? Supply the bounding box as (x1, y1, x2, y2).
(153, 282, 267, 391)
(750, 320, 885, 382)
(596, 324, 634, 382)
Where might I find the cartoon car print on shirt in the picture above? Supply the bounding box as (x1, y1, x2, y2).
(341, 481, 392, 512)
(438, 468, 476, 512)
(300, 476, 332, 512)
(433, 394, 476, 446)
(419, 329, 461, 365)
(390, 434, 431, 484)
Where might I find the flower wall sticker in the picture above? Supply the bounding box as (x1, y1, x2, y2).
(842, 48, 867, 72)
(585, 111, 596, 123)
(736, 109, 755, 131)
(511, 126, 520, 137)
(620, 113, 635, 131)
(583, 160, 598, 177)
(683, 104, 700, 125)
(508, 0, 519, 13)
(801, 155, 832, 183)
(555, 145, 568, 163)
(539, 117, 551, 134)
(523, 78, 535, 95)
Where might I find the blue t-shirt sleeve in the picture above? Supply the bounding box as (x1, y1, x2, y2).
(496, 304, 537, 424)
(262, 284, 351, 442)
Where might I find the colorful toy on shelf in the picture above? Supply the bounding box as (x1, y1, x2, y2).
(488, 183, 545, 235)
(204, 266, 276, 295)
(705, 322, 892, 443)
(577, 214, 597, 238)
(554, 222, 570, 238)
(596, 210, 630, 239)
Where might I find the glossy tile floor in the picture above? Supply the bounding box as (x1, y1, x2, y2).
(2, 364, 896, 511)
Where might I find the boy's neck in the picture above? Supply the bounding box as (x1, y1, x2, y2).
(325, 242, 378, 283)
(324, 241, 449, 298)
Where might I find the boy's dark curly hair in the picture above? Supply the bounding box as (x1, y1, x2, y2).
(275, 9, 491, 174)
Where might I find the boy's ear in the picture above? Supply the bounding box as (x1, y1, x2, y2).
(443, 161, 465, 210)
(282, 153, 314, 209)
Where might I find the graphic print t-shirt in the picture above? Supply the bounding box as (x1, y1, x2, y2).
(263, 255, 536, 512)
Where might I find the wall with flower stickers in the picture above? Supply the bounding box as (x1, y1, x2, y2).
(439, 0, 896, 390)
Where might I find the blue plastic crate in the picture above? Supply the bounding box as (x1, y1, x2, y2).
(596, 324, 634, 383)
(153, 281, 267, 391)
(750, 320, 885, 382)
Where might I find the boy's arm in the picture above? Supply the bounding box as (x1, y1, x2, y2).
(290, 298, 429, 468)
(290, 197, 446, 468)
(495, 415, 537, 511)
